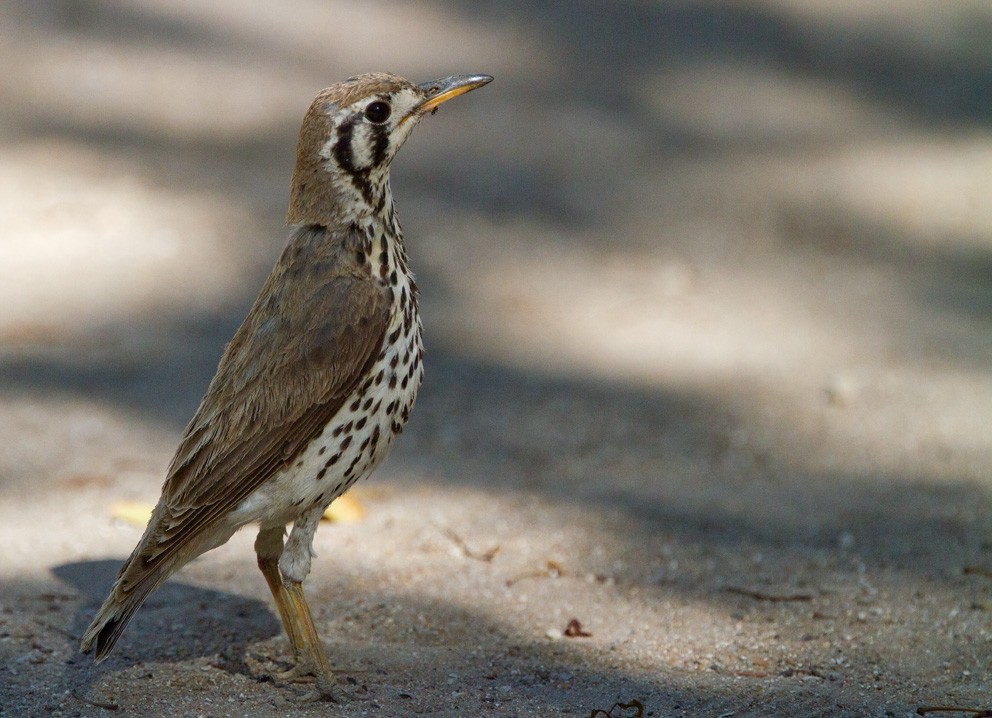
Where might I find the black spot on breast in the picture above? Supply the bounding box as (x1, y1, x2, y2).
(355, 416, 367, 430)
(316, 467, 327, 481)
(339, 436, 353, 451)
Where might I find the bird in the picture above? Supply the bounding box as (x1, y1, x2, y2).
(80, 72, 493, 699)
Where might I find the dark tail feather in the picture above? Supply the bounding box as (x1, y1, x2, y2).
(80, 555, 172, 660)
(80, 505, 232, 660)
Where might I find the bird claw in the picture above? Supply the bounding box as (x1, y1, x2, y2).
(275, 660, 319, 684)
(286, 675, 370, 704)
(274, 658, 366, 703)
(289, 682, 338, 703)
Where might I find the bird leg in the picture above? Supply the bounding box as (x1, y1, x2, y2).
(254, 526, 306, 660)
(279, 506, 336, 699)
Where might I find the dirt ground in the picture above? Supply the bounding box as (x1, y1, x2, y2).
(1, 1, 991, 717)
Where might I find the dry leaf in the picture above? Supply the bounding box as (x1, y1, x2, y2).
(564, 618, 591, 637)
(322, 493, 365, 523)
(110, 501, 153, 528)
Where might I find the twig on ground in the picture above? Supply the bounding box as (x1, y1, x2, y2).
(724, 586, 814, 602)
(588, 698, 644, 717)
(506, 560, 565, 586)
(438, 527, 500, 562)
(73, 692, 119, 711)
(917, 706, 992, 717)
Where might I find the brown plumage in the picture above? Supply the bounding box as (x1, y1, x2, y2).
(80, 72, 492, 699)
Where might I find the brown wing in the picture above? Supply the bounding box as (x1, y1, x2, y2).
(145, 230, 389, 566)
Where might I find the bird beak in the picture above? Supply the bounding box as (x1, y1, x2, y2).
(402, 74, 493, 123)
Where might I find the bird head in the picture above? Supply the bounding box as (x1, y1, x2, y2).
(287, 72, 492, 226)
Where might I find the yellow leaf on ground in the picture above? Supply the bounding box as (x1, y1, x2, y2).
(110, 501, 153, 528)
(322, 493, 365, 523)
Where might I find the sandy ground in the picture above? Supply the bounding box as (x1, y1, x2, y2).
(1, 1, 991, 716)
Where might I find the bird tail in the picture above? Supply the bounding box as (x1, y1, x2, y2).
(80, 505, 182, 660)
(79, 568, 168, 660)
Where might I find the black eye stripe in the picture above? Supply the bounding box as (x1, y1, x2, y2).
(369, 122, 389, 168)
(333, 115, 357, 174)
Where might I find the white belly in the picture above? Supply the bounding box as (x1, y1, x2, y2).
(229, 309, 423, 528)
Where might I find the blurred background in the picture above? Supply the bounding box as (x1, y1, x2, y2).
(1, 1, 990, 716)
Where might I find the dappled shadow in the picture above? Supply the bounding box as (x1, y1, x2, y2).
(0, 567, 945, 717)
(441, 0, 992, 128)
(1, 2, 991, 715)
(2, 309, 987, 579)
(1, 561, 281, 715)
(780, 199, 992, 326)
(404, 345, 992, 571)
(4, 0, 990, 341)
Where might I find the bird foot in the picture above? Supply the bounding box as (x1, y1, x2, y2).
(275, 659, 371, 703)
(288, 680, 339, 704)
(287, 674, 371, 704)
(275, 659, 319, 684)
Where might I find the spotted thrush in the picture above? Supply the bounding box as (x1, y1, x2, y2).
(80, 72, 493, 699)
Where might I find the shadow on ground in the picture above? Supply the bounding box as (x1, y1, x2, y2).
(2, 564, 938, 717)
(54, 560, 280, 669)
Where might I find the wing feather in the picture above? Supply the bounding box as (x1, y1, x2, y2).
(146, 226, 388, 568)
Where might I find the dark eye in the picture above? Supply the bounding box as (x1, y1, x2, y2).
(364, 100, 391, 124)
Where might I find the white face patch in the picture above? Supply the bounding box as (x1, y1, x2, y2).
(309, 86, 428, 218)
(320, 88, 426, 172)
(350, 121, 375, 170)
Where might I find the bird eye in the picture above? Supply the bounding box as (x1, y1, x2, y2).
(364, 101, 392, 124)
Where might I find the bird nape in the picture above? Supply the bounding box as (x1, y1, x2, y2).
(79, 72, 492, 701)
